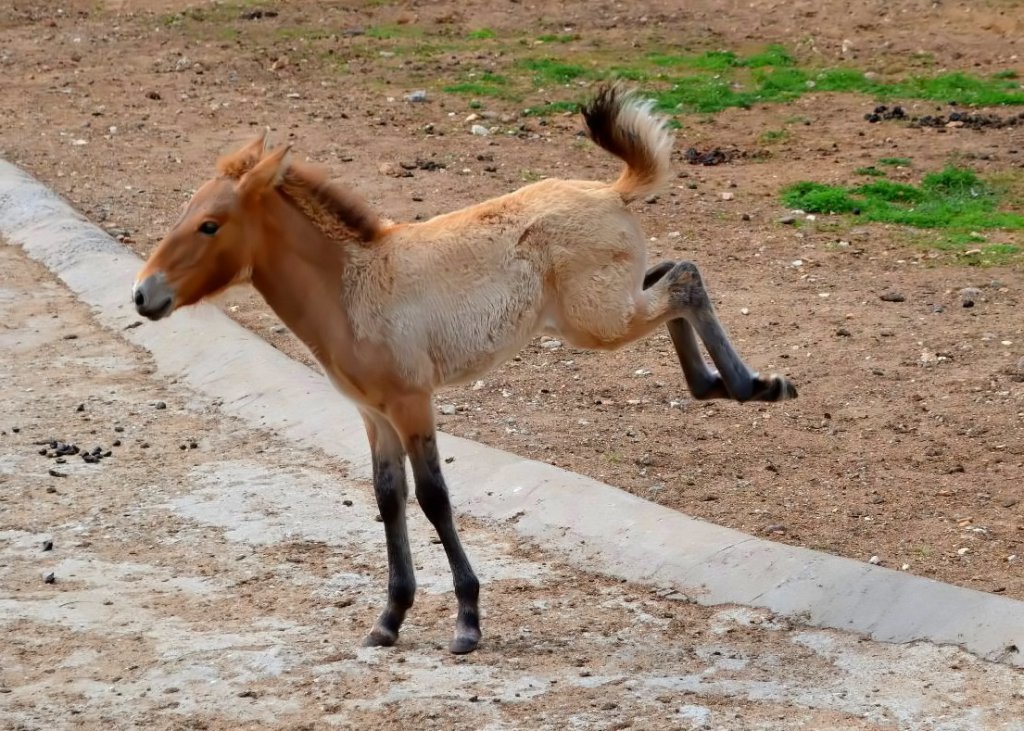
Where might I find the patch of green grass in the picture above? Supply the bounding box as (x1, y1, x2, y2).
(855, 166, 886, 177)
(994, 69, 1019, 80)
(759, 129, 790, 144)
(519, 58, 589, 84)
(443, 72, 512, 99)
(523, 100, 580, 116)
(879, 157, 911, 167)
(365, 23, 422, 39)
(782, 167, 1024, 233)
(537, 33, 576, 43)
(931, 234, 1021, 266)
(467, 28, 496, 40)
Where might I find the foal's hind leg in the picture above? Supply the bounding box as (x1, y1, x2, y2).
(646, 261, 797, 402)
(361, 412, 417, 647)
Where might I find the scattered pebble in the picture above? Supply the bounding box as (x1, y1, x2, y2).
(868, 555, 881, 565)
(720, 191, 734, 201)
(470, 124, 490, 136)
(957, 547, 970, 556)
(439, 404, 457, 416)
(779, 216, 797, 225)
(835, 327, 852, 337)
(48, 468, 67, 478)
(154, 401, 167, 410)
(879, 291, 905, 302)
(541, 340, 562, 350)
(405, 90, 428, 103)
(43, 572, 56, 584)
(42, 539, 53, 552)
(959, 287, 983, 307)
(342, 499, 353, 507)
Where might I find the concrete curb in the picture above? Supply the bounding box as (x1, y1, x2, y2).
(1, 159, 1021, 668)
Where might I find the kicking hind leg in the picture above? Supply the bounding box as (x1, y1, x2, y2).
(645, 261, 797, 402)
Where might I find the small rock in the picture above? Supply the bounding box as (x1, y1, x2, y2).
(405, 90, 428, 102)
(644, 194, 659, 204)
(868, 555, 881, 565)
(342, 499, 353, 507)
(720, 191, 734, 201)
(439, 404, 457, 416)
(48, 469, 66, 478)
(470, 124, 490, 136)
(740, 307, 750, 316)
(76, 403, 85, 412)
(146, 90, 162, 100)
(835, 327, 852, 337)
(43, 572, 56, 584)
(957, 547, 970, 556)
(879, 291, 905, 302)
(960, 287, 983, 307)
(540, 340, 562, 350)
(154, 401, 167, 410)
(778, 216, 797, 225)
(764, 524, 787, 535)
(42, 539, 53, 552)
(270, 325, 287, 334)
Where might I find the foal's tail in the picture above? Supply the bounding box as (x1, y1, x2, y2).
(581, 84, 674, 203)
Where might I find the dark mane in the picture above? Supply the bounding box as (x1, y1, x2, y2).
(216, 139, 382, 245)
(279, 160, 382, 244)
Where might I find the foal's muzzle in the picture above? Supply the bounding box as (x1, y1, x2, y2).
(132, 272, 174, 320)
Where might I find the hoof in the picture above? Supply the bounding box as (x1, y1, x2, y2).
(449, 630, 481, 655)
(770, 375, 798, 401)
(362, 626, 399, 648)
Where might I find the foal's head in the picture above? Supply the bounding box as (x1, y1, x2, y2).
(132, 134, 290, 320)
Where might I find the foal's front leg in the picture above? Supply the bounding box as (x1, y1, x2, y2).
(392, 398, 481, 654)
(361, 413, 417, 647)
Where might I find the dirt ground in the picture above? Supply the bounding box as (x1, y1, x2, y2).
(1, 0, 1023, 601)
(4, 241, 1024, 730)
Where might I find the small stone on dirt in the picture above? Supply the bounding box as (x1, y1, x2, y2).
(470, 124, 491, 136)
(778, 216, 797, 225)
(835, 327, 851, 337)
(43, 571, 55, 584)
(439, 404, 457, 416)
(879, 291, 905, 302)
(42, 539, 53, 552)
(868, 555, 881, 565)
(154, 401, 167, 410)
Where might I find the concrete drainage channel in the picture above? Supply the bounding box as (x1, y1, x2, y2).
(1, 158, 1022, 675)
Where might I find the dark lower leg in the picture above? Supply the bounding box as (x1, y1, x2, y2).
(363, 432, 416, 647)
(645, 262, 729, 400)
(650, 261, 797, 402)
(407, 433, 481, 654)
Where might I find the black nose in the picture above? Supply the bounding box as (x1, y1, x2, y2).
(134, 289, 145, 307)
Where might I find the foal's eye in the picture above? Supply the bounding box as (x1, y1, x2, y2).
(198, 220, 220, 236)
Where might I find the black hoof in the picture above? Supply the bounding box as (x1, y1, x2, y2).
(362, 625, 399, 648)
(449, 630, 481, 655)
(755, 374, 798, 401)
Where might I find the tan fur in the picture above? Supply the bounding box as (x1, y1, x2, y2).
(135, 85, 796, 652)
(140, 85, 679, 411)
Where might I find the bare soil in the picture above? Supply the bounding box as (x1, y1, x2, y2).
(3, 242, 1024, 730)
(1, 0, 1023, 599)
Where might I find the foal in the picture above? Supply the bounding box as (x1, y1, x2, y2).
(133, 85, 796, 654)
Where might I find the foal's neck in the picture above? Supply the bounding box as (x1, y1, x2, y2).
(250, 194, 353, 364)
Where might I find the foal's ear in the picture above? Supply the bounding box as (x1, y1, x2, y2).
(237, 144, 292, 199)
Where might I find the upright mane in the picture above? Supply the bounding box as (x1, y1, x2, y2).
(216, 138, 383, 244)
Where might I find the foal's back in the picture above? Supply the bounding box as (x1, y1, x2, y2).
(342, 177, 647, 386)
